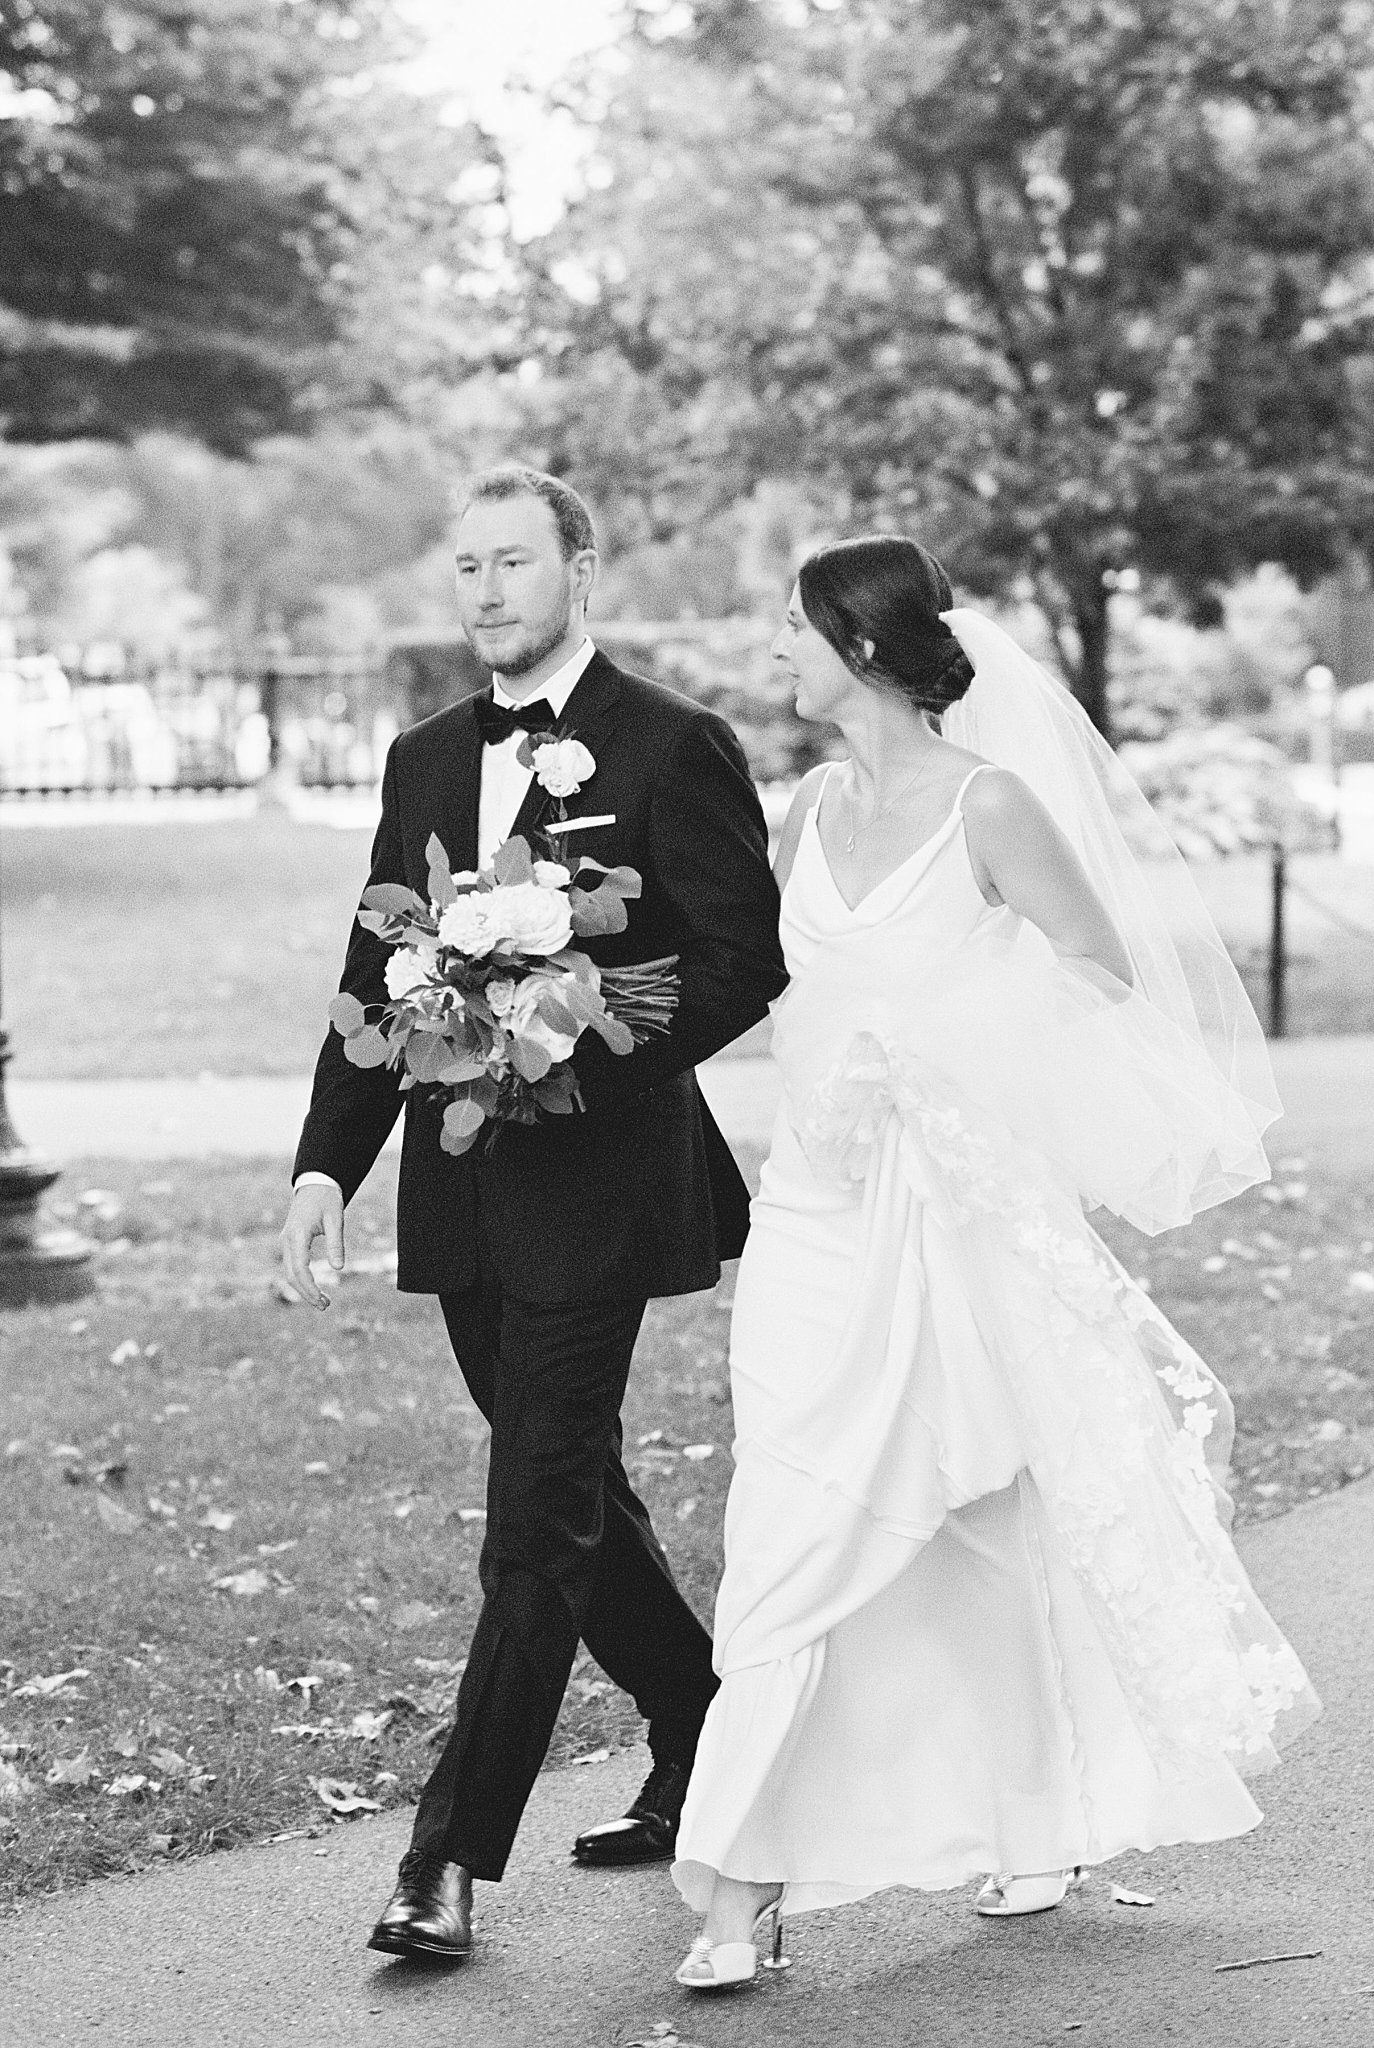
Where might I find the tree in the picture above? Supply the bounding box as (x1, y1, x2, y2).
(0, 0, 390, 451)
(533, 0, 1374, 733)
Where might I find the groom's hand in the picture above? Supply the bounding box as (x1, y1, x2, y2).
(280, 1182, 345, 1309)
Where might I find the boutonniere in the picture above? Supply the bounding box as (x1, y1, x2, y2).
(518, 732, 596, 801)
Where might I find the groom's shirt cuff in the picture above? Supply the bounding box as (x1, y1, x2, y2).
(294, 1172, 343, 1195)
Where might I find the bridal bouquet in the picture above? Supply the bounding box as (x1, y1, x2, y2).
(328, 832, 678, 1155)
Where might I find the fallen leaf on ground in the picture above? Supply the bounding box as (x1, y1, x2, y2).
(318, 1401, 346, 1424)
(681, 1443, 715, 1461)
(147, 1834, 173, 1856)
(256, 1539, 299, 1556)
(15, 1668, 90, 1698)
(96, 1492, 143, 1536)
(213, 1568, 270, 1598)
(392, 1600, 436, 1631)
(0, 1760, 34, 1803)
(571, 1747, 611, 1767)
(310, 1776, 381, 1816)
(1111, 1884, 1155, 1906)
(303, 1461, 331, 1477)
(313, 1658, 354, 1679)
(108, 1340, 141, 1366)
(147, 1749, 189, 1781)
(1347, 1271, 1374, 1294)
(273, 1723, 333, 1740)
(45, 1749, 99, 1787)
(349, 1709, 394, 1741)
(111, 1730, 139, 1757)
(676, 1498, 698, 1520)
(197, 1508, 236, 1532)
(105, 1773, 155, 1798)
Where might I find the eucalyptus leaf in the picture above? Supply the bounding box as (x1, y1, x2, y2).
(568, 889, 628, 938)
(493, 836, 534, 886)
(403, 1033, 447, 1081)
(361, 883, 426, 916)
(343, 1025, 391, 1069)
(441, 1097, 486, 1154)
(357, 909, 402, 939)
(595, 1013, 635, 1057)
(510, 1036, 553, 1082)
(328, 993, 366, 1037)
(435, 1049, 489, 1085)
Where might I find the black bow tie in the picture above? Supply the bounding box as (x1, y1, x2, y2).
(472, 694, 559, 746)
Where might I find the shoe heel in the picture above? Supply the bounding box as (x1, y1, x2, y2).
(759, 1902, 791, 1973)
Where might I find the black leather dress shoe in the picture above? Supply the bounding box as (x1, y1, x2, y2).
(571, 1758, 692, 1867)
(367, 1851, 473, 1962)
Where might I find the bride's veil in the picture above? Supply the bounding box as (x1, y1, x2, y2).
(939, 607, 1281, 1212)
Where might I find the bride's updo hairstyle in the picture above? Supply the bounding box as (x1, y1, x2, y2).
(796, 535, 975, 716)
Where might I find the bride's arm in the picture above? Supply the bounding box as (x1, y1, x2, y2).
(772, 764, 830, 894)
(962, 767, 1134, 988)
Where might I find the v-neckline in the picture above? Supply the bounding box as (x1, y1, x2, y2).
(807, 766, 978, 916)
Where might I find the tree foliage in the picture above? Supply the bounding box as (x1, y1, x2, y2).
(534, 0, 1374, 731)
(0, 0, 428, 451)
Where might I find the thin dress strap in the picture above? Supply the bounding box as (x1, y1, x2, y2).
(953, 763, 995, 813)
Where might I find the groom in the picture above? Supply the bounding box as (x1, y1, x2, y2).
(281, 465, 787, 1963)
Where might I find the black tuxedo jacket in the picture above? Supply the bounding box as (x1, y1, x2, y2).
(292, 650, 789, 1303)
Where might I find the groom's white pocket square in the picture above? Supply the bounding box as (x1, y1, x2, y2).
(546, 813, 616, 835)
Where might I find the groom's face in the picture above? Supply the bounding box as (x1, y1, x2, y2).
(453, 495, 594, 679)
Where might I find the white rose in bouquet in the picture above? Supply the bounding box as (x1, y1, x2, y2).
(437, 894, 503, 957)
(533, 859, 571, 889)
(508, 974, 580, 1063)
(486, 976, 516, 1018)
(489, 881, 573, 956)
(529, 738, 596, 798)
(384, 944, 438, 999)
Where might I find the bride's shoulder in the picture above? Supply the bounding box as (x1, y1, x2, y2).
(773, 763, 830, 889)
(958, 760, 1036, 818)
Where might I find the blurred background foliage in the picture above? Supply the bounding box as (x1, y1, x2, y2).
(4, 0, 1374, 803)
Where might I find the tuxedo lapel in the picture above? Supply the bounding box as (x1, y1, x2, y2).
(428, 694, 483, 876)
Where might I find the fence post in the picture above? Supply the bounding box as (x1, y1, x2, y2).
(1267, 841, 1287, 1040)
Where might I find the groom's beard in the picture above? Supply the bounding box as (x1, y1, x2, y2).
(479, 608, 574, 680)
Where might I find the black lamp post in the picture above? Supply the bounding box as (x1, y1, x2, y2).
(0, 829, 95, 1305)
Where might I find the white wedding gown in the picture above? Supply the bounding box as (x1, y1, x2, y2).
(673, 766, 1319, 1919)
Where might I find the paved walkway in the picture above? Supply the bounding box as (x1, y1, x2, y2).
(9, 1033, 1374, 1161)
(3, 1475, 1371, 2047)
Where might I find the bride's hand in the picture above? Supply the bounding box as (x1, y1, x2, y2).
(280, 1183, 345, 1309)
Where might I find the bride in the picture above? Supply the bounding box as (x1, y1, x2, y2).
(670, 534, 1319, 1991)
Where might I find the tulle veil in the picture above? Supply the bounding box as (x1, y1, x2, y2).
(939, 607, 1281, 1214)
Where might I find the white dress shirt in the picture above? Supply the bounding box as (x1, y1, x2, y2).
(295, 637, 597, 1199)
(477, 637, 596, 865)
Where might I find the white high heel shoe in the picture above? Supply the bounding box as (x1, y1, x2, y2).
(675, 1891, 790, 1990)
(976, 1868, 1082, 1917)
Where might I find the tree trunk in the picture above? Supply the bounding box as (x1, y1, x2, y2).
(1070, 578, 1112, 742)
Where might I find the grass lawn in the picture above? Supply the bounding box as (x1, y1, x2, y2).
(4, 814, 1374, 1079)
(2, 1146, 1372, 1911)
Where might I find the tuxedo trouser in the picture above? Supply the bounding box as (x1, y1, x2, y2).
(408, 1270, 720, 1881)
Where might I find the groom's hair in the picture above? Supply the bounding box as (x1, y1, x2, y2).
(459, 466, 597, 561)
